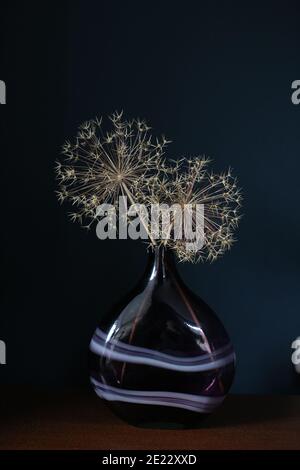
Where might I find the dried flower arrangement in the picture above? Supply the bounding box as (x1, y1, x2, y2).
(55, 111, 242, 262)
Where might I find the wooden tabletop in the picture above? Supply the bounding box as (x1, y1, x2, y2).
(0, 387, 300, 450)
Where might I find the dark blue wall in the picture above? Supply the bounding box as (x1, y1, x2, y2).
(1, 1, 300, 393)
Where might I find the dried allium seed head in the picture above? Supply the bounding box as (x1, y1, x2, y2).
(167, 157, 242, 262)
(55, 111, 169, 229)
(138, 157, 242, 262)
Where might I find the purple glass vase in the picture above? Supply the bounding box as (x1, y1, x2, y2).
(89, 246, 235, 428)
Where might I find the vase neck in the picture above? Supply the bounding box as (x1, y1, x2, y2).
(146, 245, 177, 282)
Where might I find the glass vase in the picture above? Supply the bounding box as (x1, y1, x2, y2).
(89, 246, 235, 428)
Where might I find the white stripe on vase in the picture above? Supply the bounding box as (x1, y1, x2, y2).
(90, 337, 235, 372)
(94, 327, 233, 364)
(90, 378, 225, 414)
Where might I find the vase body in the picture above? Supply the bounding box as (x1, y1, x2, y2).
(89, 247, 235, 428)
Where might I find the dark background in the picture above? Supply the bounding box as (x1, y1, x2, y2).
(0, 1, 299, 393)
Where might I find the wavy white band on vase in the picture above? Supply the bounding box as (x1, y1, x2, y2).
(91, 378, 225, 413)
(90, 328, 235, 373)
(94, 328, 233, 363)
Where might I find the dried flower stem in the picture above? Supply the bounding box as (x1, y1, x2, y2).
(121, 182, 156, 246)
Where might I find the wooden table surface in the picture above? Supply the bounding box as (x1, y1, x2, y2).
(0, 387, 300, 450)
